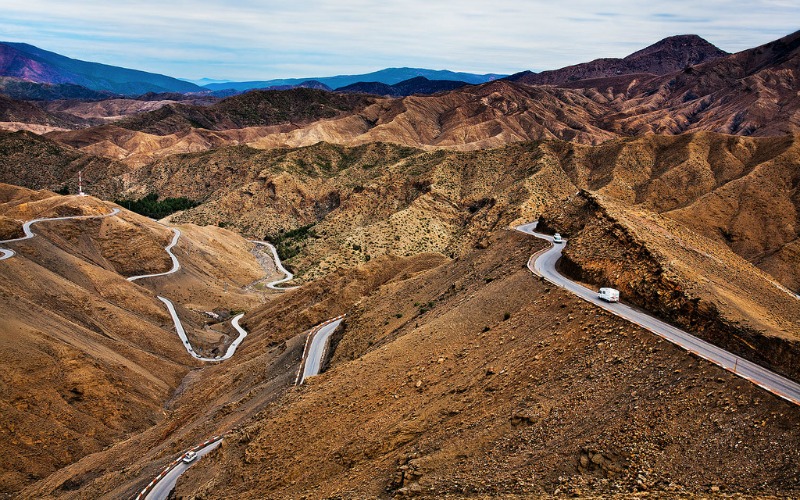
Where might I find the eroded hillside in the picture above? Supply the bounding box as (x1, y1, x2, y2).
(165, 232, 800, 498)
(540, 191, 800, 381)
(0, 185, 270, 495)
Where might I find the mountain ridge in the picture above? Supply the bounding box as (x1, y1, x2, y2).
(508, 34, 729, 86)
(202, 67, 505, 92)
(0, 42, 202, 95)
(336, 76, 470, 96)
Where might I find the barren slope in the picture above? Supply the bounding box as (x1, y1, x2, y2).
(0, 130, 129, 192)
(540, 191, 800, 381)
(86, 133, 800, 295)
(606, 30, 800, 137)
(21, 252, 447, 499)
(0, 185, 270, 496)
(163, 231, 800, 498)
(541, 132, 800, 292)
(509, 34, 727, 86)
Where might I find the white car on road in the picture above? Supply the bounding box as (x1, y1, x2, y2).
(553, 233, 563, 244)
(181, 451, 197, 464)
(598, 287, 620, 302)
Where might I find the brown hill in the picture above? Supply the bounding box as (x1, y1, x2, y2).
(41, 81, 617, 164)
(2, 138, 798, 498)
(5, 31, 787, 162)
(0, 185, 271, 495)
(541, 191, 800, 380)
(41, 95, 217, 122)
(0, 94, 82, 132)
(113, 88, 375, 135)
(0, 130, 129, 192)
(604, 30, 800, 137)
(28, 229, 800, 498)
(540, 132, 800, 292)
(88, 133, 798, 297)
(509, 34, 728, 86)
(86, 133, 800, 382)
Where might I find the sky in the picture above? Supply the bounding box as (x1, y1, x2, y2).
(0, 0, 798, 82)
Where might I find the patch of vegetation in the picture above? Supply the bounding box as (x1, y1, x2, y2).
(56, 185, 70, 195)
(115, 193, 199, 219)
(265, 223, 318, 261)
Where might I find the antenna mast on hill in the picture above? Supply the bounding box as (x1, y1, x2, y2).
(78, 170, 86, 196)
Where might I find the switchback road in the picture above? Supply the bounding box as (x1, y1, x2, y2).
(0, 206, 120, 261)
(127, 228, 181, 281)
(250, 240, 299, 290)
(516, 222, 800, 406)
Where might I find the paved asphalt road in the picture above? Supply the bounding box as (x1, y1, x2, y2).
(301, 318, 345, 383)
(127, 227, 181, 281)
(251, 240, 299, 290)
(142, 438, 223, 500)
(158, 296, 247, 361)
(516, 222, 800, 406)
(0, 206, 120, 261)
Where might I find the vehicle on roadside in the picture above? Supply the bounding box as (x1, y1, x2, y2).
(598, 287, 620, 302)
(553, 233, 563, 244)
(182, 450, 197, 463)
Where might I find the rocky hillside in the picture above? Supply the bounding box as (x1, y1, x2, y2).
(602, 30, 800, 138)
(28, 229, 800, 498)
(0, 130, 129, 193)
(0, 185, 274, 495)
(509, 34, 728, 86)
(64, 133, 796, 298)
(87, 140, 575, 282)
(541, 132, 800, 292)
(3, 129, 797, 295)
(0, 95, 83, 132)
(112, 88, 375, 135)
(540, 191, 800, 381)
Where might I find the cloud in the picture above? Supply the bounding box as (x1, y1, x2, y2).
(0, 0, 797, 80)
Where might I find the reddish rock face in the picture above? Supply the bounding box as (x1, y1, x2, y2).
(509, 34, 729, 86)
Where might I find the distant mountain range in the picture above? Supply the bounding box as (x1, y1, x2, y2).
(201, 68, 505, 92)
(0, 42, 202, 95)
(336, 76, 470, 96)
(0, 35, 731, 101)
(508, 34, 728, 85)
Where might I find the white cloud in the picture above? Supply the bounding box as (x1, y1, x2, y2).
(0, 0, 797, 80)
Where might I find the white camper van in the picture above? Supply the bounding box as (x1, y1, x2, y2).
(553, 233, 563, 244)
(598, 287, 620, 302)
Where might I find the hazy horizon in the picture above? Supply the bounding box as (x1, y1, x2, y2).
(1, 1, 798, 81)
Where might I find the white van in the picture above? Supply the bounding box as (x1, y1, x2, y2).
(553, 233, 563, 244)
(598, 287, 620, 302)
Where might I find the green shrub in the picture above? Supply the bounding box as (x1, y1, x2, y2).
(115, 193, 199, 219)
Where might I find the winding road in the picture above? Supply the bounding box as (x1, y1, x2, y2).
(251, 240, 299, 290)
(137, 233, 319, 499)
(127, 228, 181, 281)
(124, 225, 250, 362)
(516, 222, 800, 406)
(158, 296, 247, 361)
(0, 206, 120, 261)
